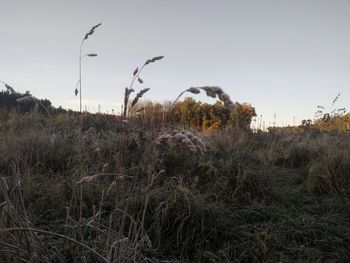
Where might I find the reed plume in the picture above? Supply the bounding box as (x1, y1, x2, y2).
(123, 88, 135, 118)
(131, 88, 150, 107)
(198, 86, 235, 109)
(123, 56, 164, 118)
(84, 23, 102, 40)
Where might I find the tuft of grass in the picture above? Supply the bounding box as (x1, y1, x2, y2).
(305, 151, 350, 194)
(233, 170, 276, 203)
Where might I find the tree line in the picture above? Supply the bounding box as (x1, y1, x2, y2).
(129, 97, 257, 131)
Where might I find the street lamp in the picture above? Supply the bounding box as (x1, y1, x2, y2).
(76, 23, 102, 113)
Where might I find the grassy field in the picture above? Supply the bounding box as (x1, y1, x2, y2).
(0, 110, 350, 262)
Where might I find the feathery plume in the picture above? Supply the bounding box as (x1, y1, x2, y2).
(84, 23, 102, 40)
(124, 56, 164, 118)
(187, 87, 200, 94)
(131, 88, 150, 107)
(145, 56, 164, 65)
(123, 87, 135, 118)
(198, 86, 235, 109)
(133, 67, 139, 76)
(150, 56, 164, 62)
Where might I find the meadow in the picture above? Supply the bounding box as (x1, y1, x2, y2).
(0, 104, 350, 262)
(2, 3, 350, 261)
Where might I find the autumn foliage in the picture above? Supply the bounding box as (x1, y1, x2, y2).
(130, 97, 256, 131)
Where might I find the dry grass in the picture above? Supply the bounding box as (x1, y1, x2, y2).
(305, 150, 350, 194)
(123, 56, 164, 119)
(0, 111, 350, 262)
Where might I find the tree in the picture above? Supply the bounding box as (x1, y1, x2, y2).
(126, 97, 256, 131)
(229, 102, 256, 130)
(180, 97, 200, 129)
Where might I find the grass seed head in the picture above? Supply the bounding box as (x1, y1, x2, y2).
(133, 67, 139, 76)
(145, 56, 164, 65)
(131, 88, 150, 107)
(197, 86, 235, 109)
(187, 87, 201, 94)
(84, 23, 102, 40)
(150, 56, 164, 62)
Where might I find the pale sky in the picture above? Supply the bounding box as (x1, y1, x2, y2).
(1, 0, 350, 126)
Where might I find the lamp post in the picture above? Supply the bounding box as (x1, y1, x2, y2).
(76, 23, 101, 113)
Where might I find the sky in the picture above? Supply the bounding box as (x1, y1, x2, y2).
(1, 0, 350, 127)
